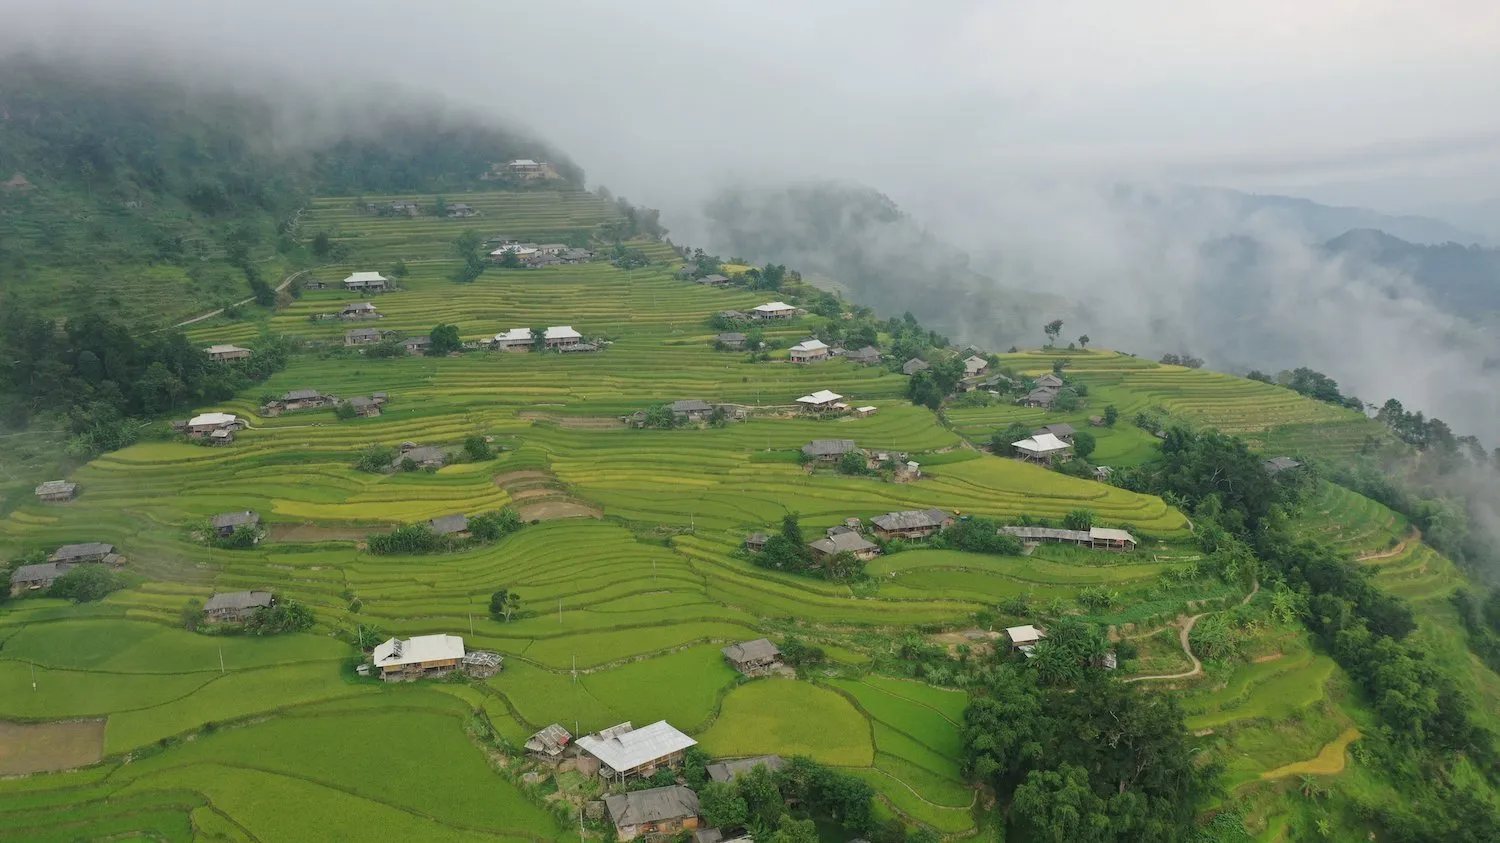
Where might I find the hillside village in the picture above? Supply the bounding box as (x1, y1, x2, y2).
(1, 177, 1497, 843)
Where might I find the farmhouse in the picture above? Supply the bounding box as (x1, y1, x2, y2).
(715, 332, 746, 350)
(719, 310, 750, 322)
(34, 480, 78, 502)
(9, 562, 75, 596)
(721, 638, 782, 676)
(1001, 526, 1137, 551)
(544, 326, 583, 349)
(964, 355, 989, 377)
(1007, 624, 1045, 652)
(347, 396, 382, 417)
(1012, 432, 1073, 464)
(187, 412, 241, 438)
(802, 439, 860, 461)
(490, 327, 535, 350)
(428, 514, 469, 537)
(339, 302, 380, 319)
(753, 301, 797, 320)
(1035, 373, 1065, 389)
(345, 327, 382, 346)
(603, 785, 700, 841)
(490, 244, 539, 260)
(870, 509, 952, 540)
(205, 344, 251, 362)
(808, 530, 880, 562)
(372, 634, 467, 682)
(265, 389, 336, 415)
(795, 390, 846, 413)
(902, 358, 930, 375)
(203, 591, 273, 623)
(897, 460, 922, 480)
(744, 533, 768, 552)
(670, 399, 715, 423)
(1264, 457, 1303, 474)
(508, 158, 545, 177)
(342, 272, 389, 293)
(394, 444, 446, 469)
(209, 429, 235, 445)
(560, 248, 594, 264)
(49, 543, 117, 564)
(1034, 423, 1076, 442)
(846, 346, 882, 366)
(788, 339, 830, 363)
(447, 202, 478, 218)
(853, 406, 877, 418)
(386, 200, 421, 216)
(706, 755, 784, 783)
(211, 510, 261, 538)
(696, 274, 731, 287)
(577, 721, 698, 780)
(525, 724, 573, 758)
(1021, 388, 1058, 408)
(403, 336, 432, 354)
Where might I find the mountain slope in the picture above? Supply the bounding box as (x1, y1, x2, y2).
(1321, 228, 1500, 315)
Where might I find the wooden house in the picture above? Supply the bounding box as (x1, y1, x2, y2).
(34, 480, 78, 502)
(203, 590, 273, 623)
(345, 327, 382, 346)
(808, 531, 880, 562)
(342, 272, 390, 294)
(963, 355, 989, 377)
(721, 638, 782, 676)
(211, 510, 261, 538)
(670, 400, 715, 423)
(428, 514, 469, 537)
(339, 302, 380, 320)
(447, 203, 478, 218)
(347, 396, 383, 417)
(846, 346, 882, 366)
(1264, 457, 1303, 474)
(186, 412, 241, 439)
(1035, 373, 1065, 389)
(902, 358, 930, 375)
(403, 336, 432, 354)
(393, 444, 446, 469)
(752, 301, 796, 320)
(1033, 423, 1076, 443)
(1020, 387, 1058, 408)
(696, 274, 731, 287)
(525, 724, 573, 759)
(205, 344, 252, 362)
(372, 634, 467, 681)
(49, 543, 117, 565)
(1011, 432, 1072, 464)
(744, 533, 768, 552)
(715, 332, 746, 350)
(578, 721, 698, 780)
(9, 562, 79, 596)
(508, 159, 545, 177)
(801, 439, 860, 462)
(1001, 526, 1136, 552)
(544, 326, 583, 349)
(603, 786, 700, 841)
(853, 406, 877, 418)
(870, 509, 952, 540)
(795, 390, 846, 413)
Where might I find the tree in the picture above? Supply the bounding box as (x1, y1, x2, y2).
(311, 231, 332, 258)
(181, 598, 206, 631)
(837, 450, 868, 476)
(994, 422, 1033, 455)
(779, 513, 805, 547)
(1062, 508, 1096, 531)
(768, 816, 818, 843)
(1103, 404, 1119, 427)
(1071, 430, 1096, 460)
(498, 249, 522, 269)
(1052, 388, 1080, 413)
(1078, 334, 1090, 349)
(530, 327, 546, 352)
(1043, 319, 1064, 347)
(700, 781, 749, 829)
(1011, 764, 1111, 843)
(429, 324, 461, 355)
(49, 565, 125, 602)
(489, 588, 520, 621)
(454, 229, 482, 260)
(432, 195, 448, 217)
(736, 762, 785, 828)
(469, 509, 522, 542)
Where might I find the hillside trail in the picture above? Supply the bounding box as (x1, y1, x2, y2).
(1357, 528, 1421, 561)
(1124, 579, 1259, 684)
(172, 265, 313, 328)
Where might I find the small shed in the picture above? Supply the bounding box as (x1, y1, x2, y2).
(1264, 457, 1303, 474)
(846, 346, 882, 365)
(715, 332, 746, 350)
(211, 510, 261, 538)
(744, 533, 768, 552)
(705, 755, 785, 783)
(721, 638, 782, 676)
(525, 724, 574, 758)
(853, 406, 877, 418)
(429, 514, 470, 537)
(808, 531, 880, 562)
(203, 591, 274, 623)
(1006, 624, 1045, 651)
(35, 480, 78, 502)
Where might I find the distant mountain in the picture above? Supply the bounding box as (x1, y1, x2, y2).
(1320, 229, 1500, 314)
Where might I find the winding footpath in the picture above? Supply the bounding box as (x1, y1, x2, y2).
(1124, 579, 1260, 684)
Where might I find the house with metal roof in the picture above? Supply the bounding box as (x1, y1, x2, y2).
(801, 439, 860, 461)
(35, 480, 78, 502)
(205, 344, 252, 362)
(339, 301, 380, 319)
(1011, 432, 1073, 463)
(203, 591, 274, 623)
(211, 511, 261, 538)
(752, 301, 796, 319)
(1006, 624, 1045, 652)
(8, 562, 74, 596)
(342, 272, 389, 293)
(525, 723, 573, 758)
(187, 412, 241, 437)
(788, 339, 830, 363)
(372, 634, 467, 682)
(795, 390, 845, 412)
(544, 326, 582, 349)
(604, 785, 700, 841)
(706, 755, 784, 783)
(577, 721, 698, 780)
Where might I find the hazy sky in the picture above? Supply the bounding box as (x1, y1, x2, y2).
(6, 0, 1500, 214)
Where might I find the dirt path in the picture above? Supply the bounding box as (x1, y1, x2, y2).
(1357, 528, 1421, 562)
(1125, 579, 1259, 684)
(173, 263, 316, 329)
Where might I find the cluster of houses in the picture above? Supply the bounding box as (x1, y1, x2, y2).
(487, 238, 594, 267)
(260, 389, 387, 418)
(363, 632, 503, 682)
(623, 400, 746, 427)
(8, 542, 123, 596)
(1020, 372, 1067, 408)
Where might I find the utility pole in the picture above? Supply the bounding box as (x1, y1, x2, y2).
(218, 647, 225, 674)
(30, 663, 36, 692)
(572, 654, 577, 684)
(469, 614, 474, 635)
(559, 597, 563, 623)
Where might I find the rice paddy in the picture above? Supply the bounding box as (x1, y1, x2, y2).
(0, 190, 1472, 841)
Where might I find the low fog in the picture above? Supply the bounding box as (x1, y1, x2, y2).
(5, 0, 1500, 437)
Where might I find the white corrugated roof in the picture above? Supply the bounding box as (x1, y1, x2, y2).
(754, 301, 794, 312)
(490, 245, 539, 256)
(576, 721, 697, 772)
(511, 158, 539, 166)
(1012, 433, 1071, 454)
(856, 406, 877, 413)
(189, 412, 238, 427)
(1089, 527, 1136, 543)
(1007, 625, 1044, 644)
(205, 344, 249, 354)
(495, 328, 533, 342)
(545, 326, 582, 340)
(344, 271, 387, 283)
(372, 634, 465, 668)
(790, 339, 828, 352)
(797, 390, 843, 404)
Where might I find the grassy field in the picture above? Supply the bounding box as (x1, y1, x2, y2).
(2, 190, 1488, 842)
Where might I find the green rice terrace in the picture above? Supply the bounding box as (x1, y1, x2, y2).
(1, 190, 1495, 843)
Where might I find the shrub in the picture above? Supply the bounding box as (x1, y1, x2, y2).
(243, 600, 315, 635)
(48, 565, 125, 602)
(469, 508, 522, 542)
(354, 444, 397, 473)
(939, 517, 1024, 555)
(1062, 508, 1096, 531)
(367, 524, 442, 554)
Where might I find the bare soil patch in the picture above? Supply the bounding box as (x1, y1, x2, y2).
(268, 524, 374, 543)
(1253, 652, 1285, 663)
(494, 470, 553, 488)
(517, 500, 601, 521)
(518, 411, 625, 430)
(511, 488, 565, 501)
(0, 719, 105, 774)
